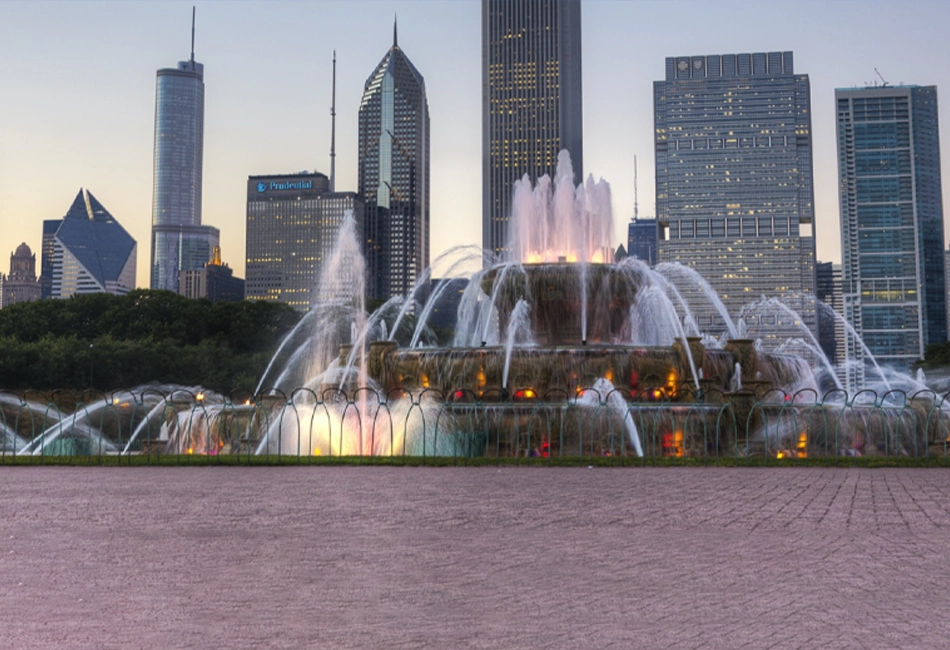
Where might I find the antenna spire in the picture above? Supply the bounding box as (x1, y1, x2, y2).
(190, 6, 196, 63)
(393, 13, 398, 48)
(330, 50, 337, 192)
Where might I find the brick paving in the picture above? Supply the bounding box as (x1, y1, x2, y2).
(1, 467, 949, 649)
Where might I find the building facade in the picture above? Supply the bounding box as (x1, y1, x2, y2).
(43, 189, 136, 298)
(836, 85, 946, 377)
(482, 0, 583, 259)
(816, 261, 846, 389)
(654, 51, 817, 337)
(627, 217, 658, 267)
(150, 49, 219, 292)
(179, 246, 245, 303)
(358, 24, 430, 302)
(1, 243, 41, 308)
(246, 172, 363, 311)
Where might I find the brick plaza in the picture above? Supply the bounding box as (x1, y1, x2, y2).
(2, 467, 948, 648)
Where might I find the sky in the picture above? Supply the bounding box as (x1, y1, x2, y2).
(2, 0, 950, 290)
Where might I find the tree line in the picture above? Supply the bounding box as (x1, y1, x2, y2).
(0, 290, 301, 392)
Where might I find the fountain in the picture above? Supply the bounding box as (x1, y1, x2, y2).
(3, 151, 949, 460)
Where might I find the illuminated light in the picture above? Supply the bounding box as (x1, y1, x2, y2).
(244, 399, 251, 406)
(776, 451, 785, 459)
(187, 447, 194, 455)
(604, 368, 614, 383)
(454, 390, 464, 400)
(112, 398, 120, 405)
(421, 373, 430, 389)
(313, 448, 322, 456)
(196, 393, 205, 402)
(653, 389, 663, 399)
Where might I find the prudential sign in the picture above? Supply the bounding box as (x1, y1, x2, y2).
(257, 180, 314, 193)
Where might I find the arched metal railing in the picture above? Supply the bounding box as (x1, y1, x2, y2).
(2, 385, 950, 464)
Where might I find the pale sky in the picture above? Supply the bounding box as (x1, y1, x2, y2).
(2, 0, 950, 289)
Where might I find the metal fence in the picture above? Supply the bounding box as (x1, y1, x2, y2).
(2, 386, 949, 463)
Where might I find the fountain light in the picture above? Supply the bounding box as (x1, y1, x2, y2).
(797, 432, 807, 458)
(196, 393, 205, 403)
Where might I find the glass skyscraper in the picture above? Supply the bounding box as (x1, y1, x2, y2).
(358, 24, 430, 303)
(482, 0, 583, 259)
(654, 52, 817, 339)
(246, 172, 364, 311)
(44, 189, 137, 298)
(836, 85, 946, 377)
(150, 48, 218, 292)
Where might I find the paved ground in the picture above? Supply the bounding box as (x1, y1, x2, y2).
(1, 467, 949, 649)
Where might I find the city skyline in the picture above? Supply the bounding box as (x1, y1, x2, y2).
(3, 1, 950, 290)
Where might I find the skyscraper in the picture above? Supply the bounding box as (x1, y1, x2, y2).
(627, 218, 658, 266)
(654, 52, 817, 337)
(836, 85, 946, 376)
(482, 0, 583, 259)
(150, 14, 218, 292)
(44, 189, 136, 298)
(358, 21, 430, 302)
(246, 172, 364, 311)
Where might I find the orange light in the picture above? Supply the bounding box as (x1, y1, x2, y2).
(187, 447, 194, 455)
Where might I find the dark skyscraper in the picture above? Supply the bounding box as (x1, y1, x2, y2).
(150, 13, 218, 292)
(627, 218, 658, 267)
(654, 51, 817, 337)
(836, 85, 946, 378)
(482, 0, 583, 259)
(358, 22, 430, 302)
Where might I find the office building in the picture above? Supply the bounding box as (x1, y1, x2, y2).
(654, 52, 817, 338)
(627, 217, 658, 266)
(945, 248, 950, 333)
(150, 23, 219, 292)
(482, 0, 583, 259)
(179, 247, 245, 303)
(837, 85, 946, 377)
(1, 243, 41, 308)
(246, 172, 363, 311)
(816, 261, 845, 377)
(358, 22, 430, 302)
(426, 278, 469, 332)
(43, 189, 136, 298)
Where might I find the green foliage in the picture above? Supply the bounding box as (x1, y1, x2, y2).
(0, 291, 302, 392)
(919, 341, 950, 369)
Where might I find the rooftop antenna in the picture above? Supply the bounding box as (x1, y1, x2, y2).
(330, 50, 337, 192)
(632, 156, 639, 222)
(874, 67, 889, 87)
(393, 13, 398, 48)
(190, 6, 196, 63)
